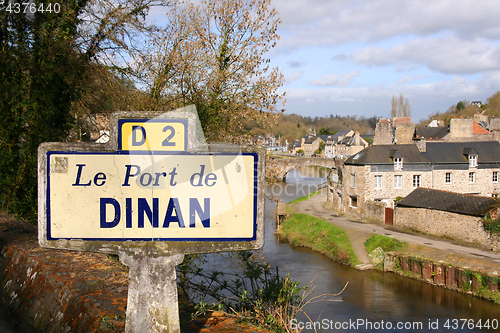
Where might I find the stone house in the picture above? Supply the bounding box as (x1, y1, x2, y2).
(290, 140, 302, 154)
(338, 141, 500, 222)
(303, 136, 324, 157)
(395, 188, 500, 250)
(324, 130, 357, 158)
(335, 132, 368, 158)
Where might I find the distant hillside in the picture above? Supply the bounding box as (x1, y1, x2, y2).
(242, 114, 379, 145)
(418, 91, 500, 126)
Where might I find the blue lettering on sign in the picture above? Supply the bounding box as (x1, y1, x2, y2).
(138, 198, 159, 228)
(164, 198, 184, 228)
(190, 165, 217, 187)
(132, 125, 146, 146)
(72, 164, 107, 187)
(122, 164, 175, 187)
(73, 164, 91, 186)
(99, 197, 210, 229)
(100, 198, 121, 228)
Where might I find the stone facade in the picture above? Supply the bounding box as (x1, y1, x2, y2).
(432, 167, 500, 196)
(303, 137, 323, 157)
(341, 164, 500, 219)
(394, 123, 415, 144)
(394, 207, 500, 250)
(342, 164, 435, 217)
(373, 120, 392, 145)
(338, 141, 500, 220)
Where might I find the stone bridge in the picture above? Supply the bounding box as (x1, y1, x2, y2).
(266, 156, 339, 181)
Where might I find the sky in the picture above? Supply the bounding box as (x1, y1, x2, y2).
(149, 0, 500, 122)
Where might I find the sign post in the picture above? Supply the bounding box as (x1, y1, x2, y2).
(38, 106, 265, 332)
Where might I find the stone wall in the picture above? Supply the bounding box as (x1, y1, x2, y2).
(432, 168, 500, 196)
(394, 123, 415, 144)
(394, 207, 500, 250)
(384, 252, 500, 299)
(342, 165, 369, 218)
(450, 118, 473, 138)
(373, 120, 392, 145)
(363, 200, 385, 224)
(0, 217, 127, 332)
(266, 156, 337, 182)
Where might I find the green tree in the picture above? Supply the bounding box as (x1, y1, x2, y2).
(0, 1, 87, 220)
(0, 0, 170, 222)
(457, 101, 465, 110)
(318, 127, 331, 135)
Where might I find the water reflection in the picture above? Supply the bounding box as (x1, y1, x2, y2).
(205, 167, 500, 332)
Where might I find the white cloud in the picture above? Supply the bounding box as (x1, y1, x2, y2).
(282, 73, 498, 121)
(352, 35, 500, 74)
(274, 0, 500, 52)
(284, 71, 304, 84)
(308, 74, 341, 87)
(396, 75, 431, 85)
(308, 71, 360, 87)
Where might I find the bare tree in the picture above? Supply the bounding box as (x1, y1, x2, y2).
(136, 0, 285, 140)
(391, 93, 411, 118)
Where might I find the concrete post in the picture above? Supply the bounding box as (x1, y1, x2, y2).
(119, 251, 185, 333)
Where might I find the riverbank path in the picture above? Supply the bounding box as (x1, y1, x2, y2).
(290, 188, 500, 268)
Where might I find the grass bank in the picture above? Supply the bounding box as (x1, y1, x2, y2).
(364, 235, 408, 254)
(277, 213, 360, 267)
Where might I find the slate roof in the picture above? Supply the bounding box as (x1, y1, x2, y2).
(325, 130, 353, 143)
(345, 141, 500, 166)
(423, 141, 500, 164)
(304, 136, 323, 144)
(397, 188, 499, 217)
(338, 135, 367, 146)
(414, 126, 449, 140)
(345, 144, 429, 165)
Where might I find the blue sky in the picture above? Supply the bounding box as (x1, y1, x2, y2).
(269, 0, 500, 122)
(149, 0, 500, 122)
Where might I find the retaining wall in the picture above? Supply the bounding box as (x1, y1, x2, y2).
(0, 215, 127, 332)
(384, 252, 500, 301)
(394, 207, 500, 251)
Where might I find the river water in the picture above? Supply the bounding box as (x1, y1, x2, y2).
(205, 167, 500, 332)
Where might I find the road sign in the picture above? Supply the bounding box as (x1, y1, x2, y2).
(38, 108, 265, 332)
(45, 152, 258, 241)
(39, 109, 265, 254)
(118, 119, 188, 151)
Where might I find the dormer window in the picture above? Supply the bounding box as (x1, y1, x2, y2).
(390, 149, 404, 171)
(463, 148, 478, 168)
(469, 154, 478, 167)
(394, 157, 403, 170)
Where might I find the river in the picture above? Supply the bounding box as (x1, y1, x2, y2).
(205, 167, 500, 332)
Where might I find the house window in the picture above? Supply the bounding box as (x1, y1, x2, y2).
(469, 172, 475, 183)
(469, 155, 478, 167)
(394, 175, 402, 189)
(350, 196, 358, 208)
(445, 172, 452, 184)
(494, 171, 498, 183)
(351, 174, 355, 188)
(413, 175, 421, 188)
(374, 175, 382, 189)
(394, 157, 403, 170)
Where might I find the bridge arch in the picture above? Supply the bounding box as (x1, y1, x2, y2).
(266, 156, 339, 182)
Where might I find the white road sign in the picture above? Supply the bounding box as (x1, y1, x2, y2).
(45, 151, 258, 242)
